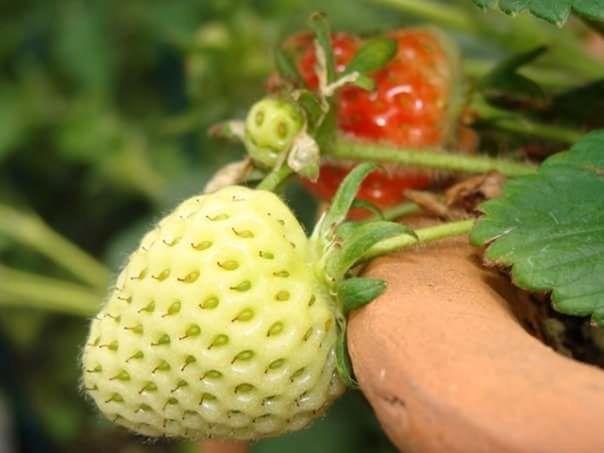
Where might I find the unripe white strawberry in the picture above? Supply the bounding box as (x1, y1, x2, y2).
(82, 186, 344, 440)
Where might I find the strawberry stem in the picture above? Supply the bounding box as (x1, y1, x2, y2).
(330, 138, 537, 176)
(0, 204, 111, 290)
(256, 165, 294, 192)
(364, 219, 475, 260)
(0, 265, 101, 316)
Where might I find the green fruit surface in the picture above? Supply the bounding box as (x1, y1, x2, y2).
(244, 97, 304, 167)
(82, 186, 343, 440)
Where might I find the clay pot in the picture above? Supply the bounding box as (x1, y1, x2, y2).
(349, 235, 604, 453)
(199, 233, 604, 453)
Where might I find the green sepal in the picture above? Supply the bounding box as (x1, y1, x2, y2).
(297, 90, 324, 131)
(335, 330, 358, 389)
(344, 37, 397, 76)
(350, 74, 375, 91)
(351, 199, 383, 219)
(326, 221, 412, 281)
(338, 277, 386, 314)
(479, 46, 546, 100)
(274, 47, 303, 85)
(318, 162, 377, 241)
(314, 106, 337, 149)
(333, 220, 362, 241)
(308, 12, 336, 84)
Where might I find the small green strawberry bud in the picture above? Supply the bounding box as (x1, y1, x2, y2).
(244, 97, 305, 167)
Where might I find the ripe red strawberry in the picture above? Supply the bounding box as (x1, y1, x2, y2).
(283, 29, 459, 209)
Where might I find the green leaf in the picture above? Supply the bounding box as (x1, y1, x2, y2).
(471, 131, 604, 325)
(499, 0, 530, 14)
(318, 163, 376, 240)
(344, 38, 397, 75)
(530, 0, 572, 25)
(327, 221, 412, 281)
(336, 330, 358, 389)
(478, 46, 546, 100)
(338, 277, 386, 314)
(574, 0, 604, 21)
(472, 0, 604, 26)
(274, 47, 303, 85)
(308, 12, 336, 84)
(473, 0, 498, 8)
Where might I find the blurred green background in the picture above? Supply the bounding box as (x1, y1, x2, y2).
(0, 1, 601, 452)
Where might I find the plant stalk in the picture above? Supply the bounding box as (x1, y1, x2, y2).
(0, 265, 102, 316)
(256, 165, 294, 191)
(364, 219, 475, 260)
(329, 138, 537, 176)
(0, 204, 111, 289)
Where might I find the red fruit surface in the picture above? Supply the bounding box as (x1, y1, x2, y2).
(284, 30, 456, 209)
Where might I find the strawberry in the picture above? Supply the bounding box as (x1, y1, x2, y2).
(284, 29, 460, 208)
(244, 97, 305, 168)
(82, 185, 344, 440)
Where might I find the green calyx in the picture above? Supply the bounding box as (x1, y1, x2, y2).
(244, 97, 305, 168)
(308, 163, 417, 387)
(309, 162, 416, 311)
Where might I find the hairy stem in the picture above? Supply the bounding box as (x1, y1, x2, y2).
(329, 138, 537, 176)
(256, 165, 294, 191)
(0, 265, 102, 316)
(0, 204, 111, 289)
(364, 219, 475, 260)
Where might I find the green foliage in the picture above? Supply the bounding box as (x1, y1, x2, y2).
(471, 131, 604, 324)
(336, 328, 358, 388)
(472, 0, 604, 26)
